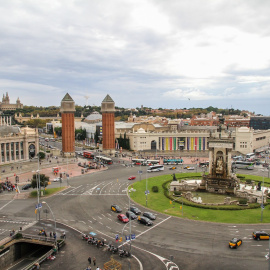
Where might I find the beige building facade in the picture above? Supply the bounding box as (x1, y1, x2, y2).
(0, 126, 39, 165)
(116, 123, 270, 155)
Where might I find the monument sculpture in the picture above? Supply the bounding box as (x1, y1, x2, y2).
(199, 116, 240, 194)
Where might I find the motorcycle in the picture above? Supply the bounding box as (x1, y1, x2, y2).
(119, 250, 131, 257)
(107, 245, 118, 253)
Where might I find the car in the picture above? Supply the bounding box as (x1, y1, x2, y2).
(143, 212, 156, 220)
(229, 238, 242, 249)
(53, 177, 61, 182)
(126, 211, 137, 220)
(187, 167, 195, 170)
(252, 231, 270, 240)
(169, 166, 177, 170)
(117, 214, 129, 223)
(137, 216, 153, 226)
(22, 183, 32, 190)
(111, 204, 122, 213)
(129, 206, 141, 215)
(128, 176, 136, 180)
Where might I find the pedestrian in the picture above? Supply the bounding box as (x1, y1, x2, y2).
(50, 232, 52, 238)
(96, 267, 100, 270)
(93, 257, 96, 266)
(88, 256, 91, 264)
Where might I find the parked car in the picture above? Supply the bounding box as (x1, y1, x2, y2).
(129, 206, 141, 215)
(229, 238, 242, 249)
(53, 177, 61, 182)
(187, 167, 195, 170)
(252, 231, 270, 240)
(117, 214, 129, 223)
(22, 183, 32, 190)
(137, 216, 153, 226)
(128, 176, 136, 180)
(143, 212, 156, 220)
(126, 211, 137, 220)
(111, 204, 122, 213)
(169, 166, 177, 170)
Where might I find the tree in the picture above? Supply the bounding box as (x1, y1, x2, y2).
(37, 152, 45, 160)
(31, 174, 49, 188)
(75, 128, 86, 141)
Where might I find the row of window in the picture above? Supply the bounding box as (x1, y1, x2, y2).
(1, 142, 24, 162)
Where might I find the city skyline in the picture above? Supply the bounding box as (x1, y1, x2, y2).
(1, 0, 270, 115)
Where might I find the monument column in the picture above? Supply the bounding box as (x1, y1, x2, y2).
(101, 94, 115, 154)
(60, 93, 76, 157)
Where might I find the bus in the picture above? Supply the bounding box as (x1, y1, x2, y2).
(163, 159, 183, 165)
(147, 165, 164, 172)
(199, 161, 209, 167)
(96, 156, 113, 165)
(246, 153, 255, 161)
(83, 151, 95, 159)
(146, 159, 160, 165)
(232, 161, 254, 170)
(132, 159, 147, 165)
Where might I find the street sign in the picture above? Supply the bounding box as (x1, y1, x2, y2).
(261, 204, 264, 209)
(131, 234, 136, 240)
(115, 234, 119, 240)
(138, 170, 143, 174)
(35, 203, 42, 209)
(125, 235, 130, 241)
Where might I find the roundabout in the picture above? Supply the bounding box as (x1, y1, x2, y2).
(128, 172, 270, 223)
(1, 159, 270, 270)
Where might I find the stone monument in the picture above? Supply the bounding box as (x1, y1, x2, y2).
(199, 116, 240, 194)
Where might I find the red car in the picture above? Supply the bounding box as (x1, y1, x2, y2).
(128, 176, 136, 180)
(117, 214, 129, 223)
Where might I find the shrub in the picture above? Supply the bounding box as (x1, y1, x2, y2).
(152, 186, 159, 193)
(239, 198, 248, 205)
(14, 233, 23, 239)
(174, 191, 182, 196)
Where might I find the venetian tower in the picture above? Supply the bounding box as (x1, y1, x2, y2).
(60, 93, 76, 157)
(101, 94, 115, 154)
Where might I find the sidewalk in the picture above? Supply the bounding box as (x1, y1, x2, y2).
(0, 157, 107, 187)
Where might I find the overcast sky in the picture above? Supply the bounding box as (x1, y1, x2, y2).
(1, 0, 270, 115)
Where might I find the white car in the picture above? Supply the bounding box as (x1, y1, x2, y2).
(187, 167, 195, 170)
(53, 177, 61, 182)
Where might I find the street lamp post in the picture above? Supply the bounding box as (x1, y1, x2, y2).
(261, 169, 265, 223)
(42, 201, 57, 244)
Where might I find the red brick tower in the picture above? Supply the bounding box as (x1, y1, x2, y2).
(101, 94, 115, 154)
(60, 93, 76, 157)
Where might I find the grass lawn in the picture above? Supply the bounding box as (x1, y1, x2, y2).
(129, 173, 270, 224)
(30, 187, 66, 198)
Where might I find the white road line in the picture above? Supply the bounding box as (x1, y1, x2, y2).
(62, 185, 83, 195)
(136, 216, 172, 238)
(79, 221, 86, 224)
(100, 181, 114, 194)
(0, 199, 15, 211)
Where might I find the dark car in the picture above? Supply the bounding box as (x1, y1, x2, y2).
(111, 204, 122, 213)
(22, 184, 32, 190)
(129, 206, 141, 215)
(252, 231, 270, 240)
(143, 212, 156, 220)
(229, 238, 242, 249)
(138, 216, 153, 226)
(126, 211, 137, 220)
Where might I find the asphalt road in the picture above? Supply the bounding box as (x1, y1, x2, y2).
(1, 161, 270, 270)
